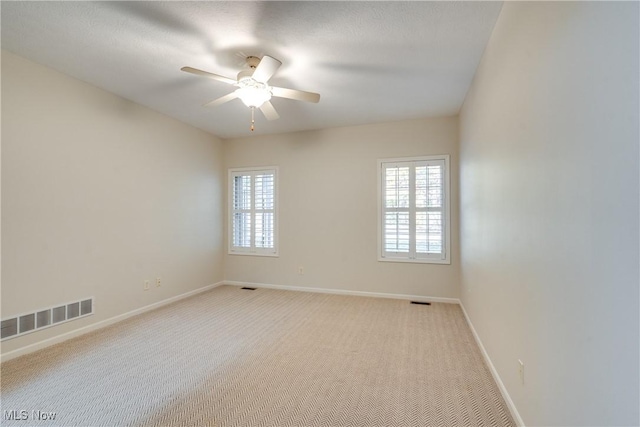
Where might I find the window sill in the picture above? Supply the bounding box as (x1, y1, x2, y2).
(228, 251, 279, 258)
(378, 257, 450, 265)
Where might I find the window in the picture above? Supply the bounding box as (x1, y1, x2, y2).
(229, 167, 278, 256)
(378, 156, 450, 264)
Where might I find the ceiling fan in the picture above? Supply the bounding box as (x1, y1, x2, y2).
(181, 55, 320, 131)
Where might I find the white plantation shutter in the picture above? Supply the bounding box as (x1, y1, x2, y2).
(383, 165, 411, 254)
(232, 175, 252, 248)
(254, 173, 275, 249)
(379, 156, 449, 264)
(414, 163, 445, 258)
(230, 168, 278, 256)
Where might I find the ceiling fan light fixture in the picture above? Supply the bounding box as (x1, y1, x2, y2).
(235, 86, 272, 108)
(235, 77, 272, 108)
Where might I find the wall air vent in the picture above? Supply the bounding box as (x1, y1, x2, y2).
(410, 301, 432, 305)
(241, 287, 257, 290)
(1, 297, 94, 341)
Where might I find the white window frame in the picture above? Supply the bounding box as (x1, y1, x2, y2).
(228, 166, 279, 257)
(377, 155, 451, 265)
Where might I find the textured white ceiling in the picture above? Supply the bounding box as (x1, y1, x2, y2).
(1, 1, 502, 139)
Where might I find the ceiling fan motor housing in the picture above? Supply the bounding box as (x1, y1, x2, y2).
(237, 70, 254, 81)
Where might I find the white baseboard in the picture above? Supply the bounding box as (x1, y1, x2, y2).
(223, 280, 460, 304)
(459, 302, 525, 427)
(0, 281, 224, 363)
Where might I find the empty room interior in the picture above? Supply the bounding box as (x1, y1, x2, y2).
(1, 2, 638, 426)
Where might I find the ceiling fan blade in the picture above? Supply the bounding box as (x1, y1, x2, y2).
(251, 55, 282, 83)
(271, 86, 320, 103)
(181, 66, 237, 85)
(259, 101, 280, 121)
(203, 92, 238, 108)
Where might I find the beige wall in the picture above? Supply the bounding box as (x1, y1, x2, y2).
(224, 117, 460, 298)
(1, 51, 225, 354)
(459, 2, 639, 425)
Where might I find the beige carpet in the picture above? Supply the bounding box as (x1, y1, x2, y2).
(1, 285, 515, 427)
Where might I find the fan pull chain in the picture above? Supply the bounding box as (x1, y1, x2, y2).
(250, 107, 255, 132)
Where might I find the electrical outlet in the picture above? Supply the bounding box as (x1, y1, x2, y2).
(144, 280, 150, 291)
(156, 277, 161, 287)
(298, 266, 304, 275)
(518, 359, 524, 384)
